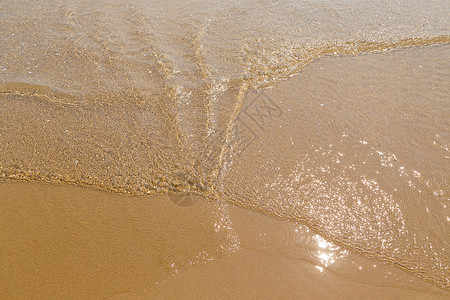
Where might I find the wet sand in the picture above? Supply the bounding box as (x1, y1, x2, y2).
(2, 43, 449, 288)
(221, 44, 450, 288)
(1, 0, 449, 297)
(0, 182, 448, 299)
(1, 42, 449, 297)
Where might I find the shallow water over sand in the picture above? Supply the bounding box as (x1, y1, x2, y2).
(222, 45, 450, 288)
(0, 0, 449, 289)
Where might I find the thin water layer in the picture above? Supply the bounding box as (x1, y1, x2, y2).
(0, 0, 449, 289)
(221, 45, 449, 288)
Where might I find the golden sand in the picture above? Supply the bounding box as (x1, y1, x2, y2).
(0, 182, 448, 299)
(2, 44, 449, 289)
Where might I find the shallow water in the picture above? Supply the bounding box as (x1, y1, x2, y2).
(222, 45, 450, 288)
(0, 0, 449, 289)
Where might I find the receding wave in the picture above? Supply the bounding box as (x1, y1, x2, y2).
(0, 0, 449, 289)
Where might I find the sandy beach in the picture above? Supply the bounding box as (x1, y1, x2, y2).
(1, 44, 449, 298)
(1, 0, 449, 298)
(1, 182, 448, 299)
